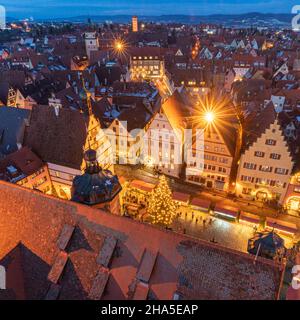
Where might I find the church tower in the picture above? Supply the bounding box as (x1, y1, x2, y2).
(71, 149, 122, 214)
(84, 32, 99, 59)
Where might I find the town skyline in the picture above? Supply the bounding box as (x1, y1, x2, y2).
(0, 5, 299, 303)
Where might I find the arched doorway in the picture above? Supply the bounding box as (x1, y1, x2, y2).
(287, 196, 300, 212)
(255, 190, 269, 202)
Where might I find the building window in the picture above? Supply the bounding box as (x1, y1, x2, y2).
(259, 165, 272, 173)
(242, 188, 252, 195)
(243, 162, 257, 170)
(275, 168, 288, 175)
(219, 157, 228, 164)
(275, 181, 285, 188)
(254, 151, 265, 157)
(270, 153, 281, 160)
(241, 175, 253, 182)
(265, 139, 276, 146)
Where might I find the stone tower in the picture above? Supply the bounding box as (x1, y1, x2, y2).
(84, 32, 99, 59)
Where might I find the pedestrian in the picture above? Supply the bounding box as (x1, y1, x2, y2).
(196, 218, 198, 224)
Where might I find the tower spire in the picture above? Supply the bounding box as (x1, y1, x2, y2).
(82, 75, 93, 116)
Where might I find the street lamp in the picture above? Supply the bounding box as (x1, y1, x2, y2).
(115, 40, 124, 52)
(204, 111, 215, 123)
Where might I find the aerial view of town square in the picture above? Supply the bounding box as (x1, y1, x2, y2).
(0, 0, 300, 310)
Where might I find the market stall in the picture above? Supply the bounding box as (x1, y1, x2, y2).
(190, 197, 211, 213)
(213, 204, 239, 221)
(239, 211, 260, 226)
(265, 217, 298, 236)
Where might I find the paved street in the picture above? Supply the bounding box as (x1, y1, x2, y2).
(116, 164, 300, 231)
(174, 216, 256, 252)
(172, 215, 293, 252)
(117, 164, 299, 253)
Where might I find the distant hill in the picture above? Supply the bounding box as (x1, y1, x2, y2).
(6, 17, 16, 22)
(35, 12, 293, 25)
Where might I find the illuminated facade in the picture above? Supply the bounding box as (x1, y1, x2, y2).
(130, 48, 165, 81)
(148, 91, 239, 191)
(24, 105, 113, 200)
(236, 108, 294, 204)
(146, 111, 182, 177)
(283, 172, 300, 213)
(186, 126, 237, 191)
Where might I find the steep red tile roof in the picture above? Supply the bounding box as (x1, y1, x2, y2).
(0, 147, 44, 180)
(0, 181, 284, 300)
(24, 105, 89, 169)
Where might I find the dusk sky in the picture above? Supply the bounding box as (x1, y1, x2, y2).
(0, 0, 298, 19)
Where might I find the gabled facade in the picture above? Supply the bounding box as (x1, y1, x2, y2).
(147, 90, 240, 191)
(236, 106, 294, 204)
(130, 47, 165, 81)
(187, 125, 237, 191)
(145, 111, 182, 177)
(24, 106, 113, 199)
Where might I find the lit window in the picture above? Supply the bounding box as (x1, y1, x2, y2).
(254, 151, 265, 157)
(270, 153, 281, 160)
(275, 168, 288, 175)
(243, 162, 256, 170)
(265, 139, 276, 146)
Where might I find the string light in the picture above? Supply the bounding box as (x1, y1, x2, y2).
(147, 175, 177, 227)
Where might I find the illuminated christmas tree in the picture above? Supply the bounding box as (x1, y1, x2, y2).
(147, 175, 177, 227)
